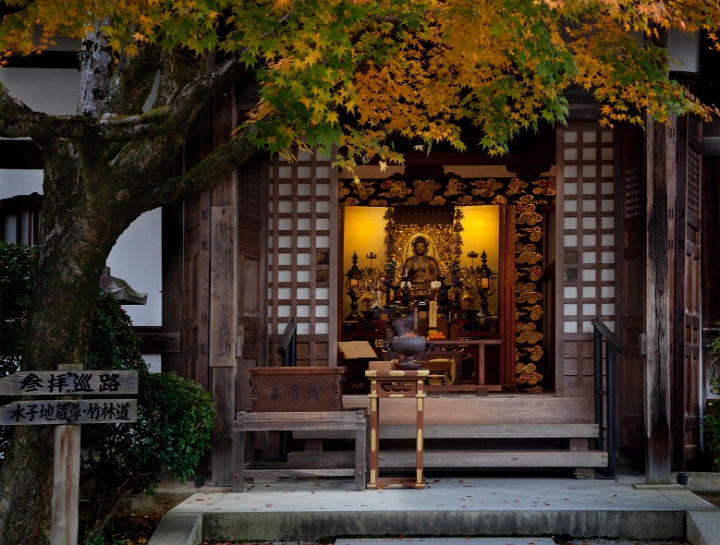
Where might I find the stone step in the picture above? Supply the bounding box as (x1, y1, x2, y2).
(335, 537, 555, 545)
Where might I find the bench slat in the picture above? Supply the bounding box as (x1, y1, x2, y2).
(243, 469, 356, 478)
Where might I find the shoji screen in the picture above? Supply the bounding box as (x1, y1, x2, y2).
(556, 124, 618, 397)
(267, 150, 339, 366)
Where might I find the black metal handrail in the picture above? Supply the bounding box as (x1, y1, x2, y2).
(592, 317, 623, 478)
(277, 318, 298, 461)
(278, 317, 297, 367)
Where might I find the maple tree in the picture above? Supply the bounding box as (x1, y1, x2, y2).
(0, 0, 719, 542)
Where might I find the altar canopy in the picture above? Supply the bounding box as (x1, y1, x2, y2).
(341, 175, 556, 391)
(338, 175, 556, 207)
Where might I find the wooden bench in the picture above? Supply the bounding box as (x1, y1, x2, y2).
(233, 410, 367, 492)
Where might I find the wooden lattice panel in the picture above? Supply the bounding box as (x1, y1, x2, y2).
(267, 150, 339, 366)
(556, 125, 617, 397)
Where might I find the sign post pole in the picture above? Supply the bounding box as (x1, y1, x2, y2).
(51, 363, 81, 545)
(0, 365, 138, 544)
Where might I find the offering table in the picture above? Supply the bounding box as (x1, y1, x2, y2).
(365, 368, 429, 489)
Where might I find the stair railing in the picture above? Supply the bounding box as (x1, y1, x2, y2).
(278, 317, 298, 368)
(592, 317, 623, 478)
(277, 318, 298, 461)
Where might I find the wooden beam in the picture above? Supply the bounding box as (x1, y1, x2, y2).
(133, 327, 181, 353)
(702, 137, 720, 156)
(0, 140, 45, 169)
(4, 51, 79, 69)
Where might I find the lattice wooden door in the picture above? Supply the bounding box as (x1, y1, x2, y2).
(672, 115, 703, 468)
(267, 150, 339, 366)
(555, 123, 618, 397)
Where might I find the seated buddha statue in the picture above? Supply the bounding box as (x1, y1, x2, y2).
(402, 236, 440, 290)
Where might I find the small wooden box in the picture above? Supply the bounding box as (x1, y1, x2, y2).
(248, 367, 344, 412)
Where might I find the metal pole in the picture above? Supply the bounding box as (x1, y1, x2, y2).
(290, 327, 297, 367)
(607, 341, 617, 478)
(594, 327, 604, 452)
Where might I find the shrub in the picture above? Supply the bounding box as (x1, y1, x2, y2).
(705, 333, 720, 470)
(0, 241, 216, 542)
(80, 294, 216, 542)
(0, 242, 35, 459)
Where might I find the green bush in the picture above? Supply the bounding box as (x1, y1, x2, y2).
(80, 294, 216, 542)
(0, 242, 35, 458)
(0, 241, 216, 542)
(704, 333, 720, 471)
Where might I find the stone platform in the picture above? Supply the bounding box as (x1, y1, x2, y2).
(147, 471, 719, 545)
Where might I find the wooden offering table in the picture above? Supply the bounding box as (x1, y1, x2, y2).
(431, 339, 502, 385)
(233, 410, 367, 492)
(365, 368, 429, 489)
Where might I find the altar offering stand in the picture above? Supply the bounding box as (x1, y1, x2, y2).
(365, 368, 429, 489)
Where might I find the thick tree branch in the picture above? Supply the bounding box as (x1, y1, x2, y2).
(151, 124, 262, 207)
(88, 53, 245, 143)
(0, 82, 104, 139)
(0, 81, 43, 137)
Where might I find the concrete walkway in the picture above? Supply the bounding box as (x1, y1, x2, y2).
(148, 471, 719, 545)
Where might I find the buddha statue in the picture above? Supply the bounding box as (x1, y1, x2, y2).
(402, 236, 440, 289)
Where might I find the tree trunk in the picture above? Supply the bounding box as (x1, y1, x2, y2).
(0, 145, 136, 544)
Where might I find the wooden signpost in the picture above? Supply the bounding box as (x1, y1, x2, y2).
(0, 364, 138, 545)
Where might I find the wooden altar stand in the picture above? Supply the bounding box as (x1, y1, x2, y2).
(365, 368, 429, 489)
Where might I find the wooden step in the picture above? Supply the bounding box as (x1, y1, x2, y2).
(341, 395, 594, 426)
(293, 423, 599, 441)
(288, 450, 607, 468)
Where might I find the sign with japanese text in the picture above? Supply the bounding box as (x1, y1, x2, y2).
(0, 370, 137, 396)
(250, 368, 343, 412)
(0, 399, 137, 425)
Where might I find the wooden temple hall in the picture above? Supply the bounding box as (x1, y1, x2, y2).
(159, 93, 712, 488)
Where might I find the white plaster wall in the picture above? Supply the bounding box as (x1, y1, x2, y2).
(0, 169, 43, 199)
(669, 29, 700, 73)
(106, 208, 163, 327)
(0, 68, 79, 115)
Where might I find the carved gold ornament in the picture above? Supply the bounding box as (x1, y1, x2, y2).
(505, 178, 529, 196)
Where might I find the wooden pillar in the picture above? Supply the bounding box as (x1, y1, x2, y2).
(498, 205, 517, 386)
(209, 85, 238, 487)
(645, 114, 674, 484)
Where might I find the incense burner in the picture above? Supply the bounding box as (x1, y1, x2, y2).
(384, 336, 433, 370)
